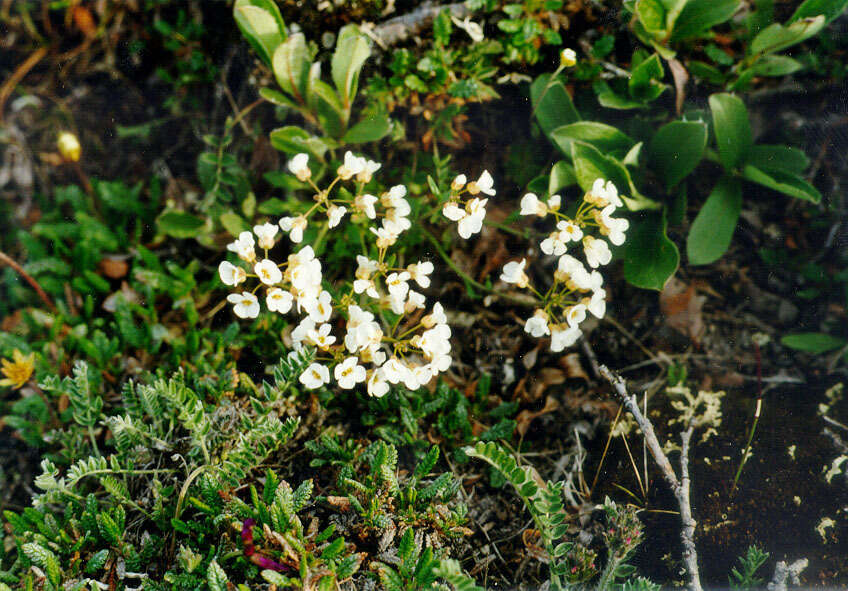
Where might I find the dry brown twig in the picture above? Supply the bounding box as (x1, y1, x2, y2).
(367, 2, 470, 48)
(599, 365, 703, 591)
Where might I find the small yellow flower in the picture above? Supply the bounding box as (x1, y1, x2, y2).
(57, 132, 82, 162)
(560, 47, 577, 68)
(0, 349, 35, 390)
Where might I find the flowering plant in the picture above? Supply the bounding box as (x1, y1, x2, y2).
(219, 145, 628, 394)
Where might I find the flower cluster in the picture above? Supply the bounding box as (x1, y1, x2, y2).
(219, 152, 463, 397)
(500, 179, 629, 352)
(441, 171, 495, 239)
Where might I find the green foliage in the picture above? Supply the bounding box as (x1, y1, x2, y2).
(730, 546, 770, 589)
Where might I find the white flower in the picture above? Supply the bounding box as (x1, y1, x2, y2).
(303, 290, 332, 322)
(406, 290, 426, 312)
(500, 259, 529, 288)
(525, 309, 550, 337)
(556, 254, 590, 289)
(457, 197, 487, 239)
(387, 292, 406, 314)
(227, 231, 256, 263)
(558, 219, 583, 243)
(370, 225, 398, 249)
(451, 174, 467, 191)
(551, 324, 581, 352)
(386, 271, 411, 300)
(253, 223, 279, 250)
(595, 205, 629, 246)
(355, 193, 378, 219)
(218, 261, 246, 286)
(327, 204, 347, 228)
(520, 193, 547, 217)
(586, 289, 606, 319)
(337, 151, 366, 180)
(540, 232, 567, 256)
(382, 357, 408, 384)
(382, 185, 408, 208)
(467, 170, 495, 196)
(266, 288, 293, 314)
(291, 317, 315, 348)
(417, 324, 451, 360)
(299, 362, 329, 389)
(407, 261, 434, 288)
(288, 247, 322, 301)
(288, 153, 311, 182)
(583, 236, 612, 268)
(561, 48, 577, 67)
(227, 292, 260, 319)
(422, 302, 447, 328)
(254, 259, 283, 285)
(411, 364, 434, 387)
(307, 323, 336, 350)
(565, 303, 587, 328)
(357, 159, 381, 183)
(452, 16, 484, 42)
(588, 270, 604, 292)
(384, 206, 411, 234)
(345, 305, 381, 353)
(429, 354, 451, 375)
(279, 215, 308, 243)
(334, 357, 366, 389)
(442, 202, 466, 221)
(547, 194, 561, 211)
(367, 368, 390, 397)
(585, 179, 622, 209)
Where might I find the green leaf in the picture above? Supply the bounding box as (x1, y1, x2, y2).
(549, 160, 577, 194)
(594, 80, 646, 110)
(259, 87, 299, 110)
(571, 141, 660, 211)
(742, 165, 822, 202)
(332, 25, 371, 106)
(550, 121, 634, 155)
(709, 93, 752, 170)
(269, 126, 328, 159)
(636, 0, 667, 34)
(628, 53, 666, 102)
(750, 16, 826, 55)
(207, 559, 229, 591)
(621, 210, 679, 290)
(272, 33, 311, 104)
(341, 113, 391, 144)
(433, 9, 453, 44)
(781, 333, 847, 353)
(687, 176, 742, 265)
(670, 0, 740, 41)
(156, 211, 207, 239)
(234, 0, 286, 66)
(746, 145, 809, 175)
(790, 0, 848, 24)
(750, 55, 803, 76)
(531, 74, 580, 136)
(648, 120, 707, 189)
(220, 211, 249, 237)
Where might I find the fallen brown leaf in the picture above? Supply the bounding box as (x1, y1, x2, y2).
(515, 395, 560, 436)
(660, 277, 706, 343)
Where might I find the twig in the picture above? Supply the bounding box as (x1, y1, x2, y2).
(369, 2, 470, 48)
(0, 46, 49, 120)
(0, 250, 57, 313)
(767, 558, 808, 591)
(599, 365, 703, 591)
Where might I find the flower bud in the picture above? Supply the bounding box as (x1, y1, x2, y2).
(57, 132, 81, 162)
(560, 48, 577, 68)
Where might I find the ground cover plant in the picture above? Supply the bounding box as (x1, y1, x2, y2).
(1, 0, 848, 589)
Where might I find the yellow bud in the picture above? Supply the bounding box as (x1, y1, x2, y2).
(560, 48, 577, 68)
(57, 132, 81, 162)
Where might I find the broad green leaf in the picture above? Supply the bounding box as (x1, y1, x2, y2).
(648, 120, 707, 189)
(531, 74, 580, 136)
(234, 0, 286, 66)
(269, 126, 328, 160)
(750, 55, 803, 76)
(332, 25, 371, 106)
(272, 33, 311, 104)
(623, 141, 643, 166)
(750, 16, 825, 55)
(636, 0, 667, 34)
(622, 210, 679, 290)
(709, 93, 752, 170)
(220, 211, 249, 237)
(594, 81, 645, 110)
(687, 176, 741, 265)
(311, 80, 346, 138)
(342, 113, 391, 144)
(746, 145, 809, 175)
(549, 160, 577, 195)
(670, 0, 740, 41)
(259, 87, 299, 110)
(571, 141, 660, 211)
(628, 54, 666, 102)
(550, 121, 634, 155)
(156, 211, 207, 239)
(742, 165, 822, 202)
(790, 0, 848, 24)
(781, 333, 847, 353)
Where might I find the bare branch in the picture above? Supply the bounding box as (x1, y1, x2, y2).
(369, 2, 470, 48)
